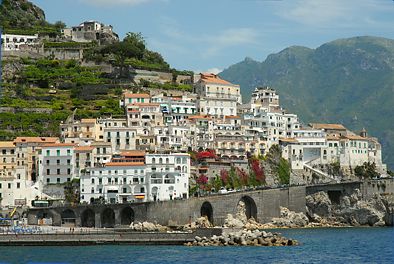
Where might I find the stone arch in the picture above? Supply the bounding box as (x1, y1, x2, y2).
(81, 209, 95, 227)
(101, 208, 115, 228)
(61, 209, 76, 227)
(239, 196, 257, 220)
(200, 201, 213, 225)
(120, 207, 135, 226)
(36, 211, 53, 225)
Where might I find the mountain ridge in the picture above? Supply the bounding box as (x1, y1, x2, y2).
(220, 36, 394, 170)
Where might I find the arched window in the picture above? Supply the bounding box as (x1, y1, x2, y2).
(152, 158, 156, 164)
(159, 158, 163, 164)
(166, 158, 169, 164)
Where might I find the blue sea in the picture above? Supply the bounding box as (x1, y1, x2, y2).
(0, 227, 393, 264)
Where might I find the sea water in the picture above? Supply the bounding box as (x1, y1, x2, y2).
(0, 227, 393, 264)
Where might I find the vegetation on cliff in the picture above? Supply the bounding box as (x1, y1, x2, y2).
(0, 0, 65, 36)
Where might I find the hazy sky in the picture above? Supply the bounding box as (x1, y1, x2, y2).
(30, 0, 394, 73)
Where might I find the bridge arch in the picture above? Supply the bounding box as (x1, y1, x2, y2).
(239, 195, 257, 220)
(81, 208, 95, 227)
(120, 207, 135, 226)
(37, 211, 53, 225)
(61, 209, 76, 226)
(200, 201, 213, 225)
(101, 208, 115, 228)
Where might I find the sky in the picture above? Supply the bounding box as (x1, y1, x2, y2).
(30, 0, 394, 73)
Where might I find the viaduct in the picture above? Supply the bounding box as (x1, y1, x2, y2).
(27, 186, 306, 228)
(27, 179, 394, 228)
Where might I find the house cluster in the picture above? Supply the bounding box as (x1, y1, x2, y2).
(0, 33, 39, 51)
(0, 73, 387, 208)
(1, 20, 118, 52)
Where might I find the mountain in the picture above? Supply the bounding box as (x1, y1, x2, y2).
(220, 36, 394, 170)
(0, 0, 64, 35)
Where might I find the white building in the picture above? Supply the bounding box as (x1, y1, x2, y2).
(194, 73, 241, 118)
(1, 34, 38, 51)
(80, 152, 190, 204)
(38, 143, 75, 185)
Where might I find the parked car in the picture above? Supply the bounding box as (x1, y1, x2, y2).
(218, 187, 228, 194)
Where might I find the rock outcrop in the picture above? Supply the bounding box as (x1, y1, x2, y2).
(271, 207, 309, 228)
(306, 189, 391, 226)
(183, 216, 212, 230)
(129, 221, 168, 232)
(186, 229, 298, 247)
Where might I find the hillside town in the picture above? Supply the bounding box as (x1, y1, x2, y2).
(0, 72, 388, 208)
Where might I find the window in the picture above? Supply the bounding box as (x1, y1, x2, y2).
(57, 159, 60, 165)
(17, 183, 20, 189)
(46, 160, 50, 165)
(57, 178, 60, 183)
(47, 178, 50, 183)
(47, 169, 50, 175)
(57, 150, 60, 156)
(67, 168, 71, 175)
(67, 150, 71, 156)
(67, 159, 71, 165)
(8, 183, 11, 189)
(46, 150, 50, 156)
(92, 178, 95, 184)
(57, 169, 60, 175)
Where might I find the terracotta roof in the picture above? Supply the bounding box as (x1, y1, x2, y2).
(14, 137, 58, 144)
(130, 103, 160, 107)
(343, 135, 369, 141)
(41, 143, 75, 147)
(188, 115, 212, 119)
(105, 162, 145, 167)
(200, 73, 236, 86)
(74, 146, 94, 151)
(326, 135, 340, 141)
(120, 150, 145, 156)
(81, 119, 96, 123)
(0, 141, 15, 148)
(279, 137, 298, 143)
(309, 123, 347, 130)
(124, 93, 150, 98)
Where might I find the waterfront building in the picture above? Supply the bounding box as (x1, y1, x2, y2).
(80, 151, 190, 204)
(38, 143, 75, 185)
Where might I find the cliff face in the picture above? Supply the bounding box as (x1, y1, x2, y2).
(306, 190, 392, 226)
(0, 0, 46, 29)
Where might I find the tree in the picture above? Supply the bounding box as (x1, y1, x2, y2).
(64, 178, 80, 205)
(278, 158, 290, 185)
(220, 169, 229, 186)
(355, 162, 380, 179)
(250, 158, 266, 185)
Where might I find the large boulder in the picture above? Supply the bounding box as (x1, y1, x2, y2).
(306, 191, 332, 217)
(271, 207, 309, 227)
(224, 214, 244, 228)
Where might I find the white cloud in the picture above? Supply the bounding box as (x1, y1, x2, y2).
(206, 68, 222, 74)
(204, 28, 259, 57)
(276, 0, 394, 28)
(81, 0, 156, 6)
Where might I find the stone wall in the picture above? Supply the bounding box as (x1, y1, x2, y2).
(28, 186, 307, 228)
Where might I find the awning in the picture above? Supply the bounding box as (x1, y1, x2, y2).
(134, 195, 145, 199)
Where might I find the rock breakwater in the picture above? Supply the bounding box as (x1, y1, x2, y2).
(185, 229, 298, 247)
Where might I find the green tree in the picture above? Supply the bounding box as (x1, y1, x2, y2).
(278, 158, 290, 185)
(355, 162, 380, 179)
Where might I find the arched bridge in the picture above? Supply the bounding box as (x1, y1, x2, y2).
(27, 186, 306, 228)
